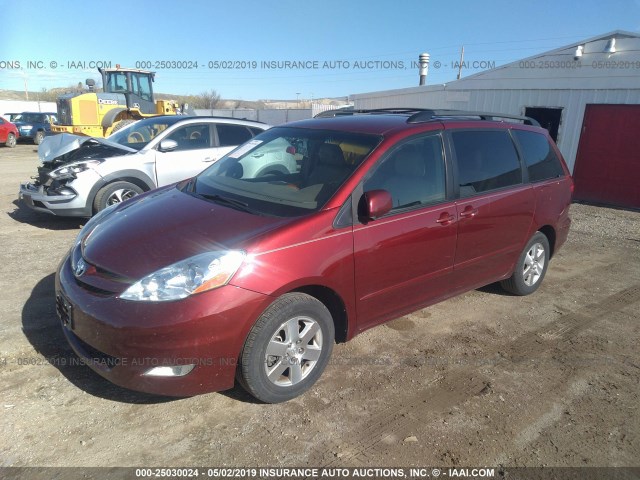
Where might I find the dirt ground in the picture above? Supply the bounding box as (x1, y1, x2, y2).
(1, 143, 639, 470)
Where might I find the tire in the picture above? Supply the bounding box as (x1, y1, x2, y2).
(238, 293, 335, 403)
(501, 232, 550, 296)
(111, 119, 137, 134)
(93, 181, 143, 213)
(34, 130, 45, 145)
(5, 133, 16, 148)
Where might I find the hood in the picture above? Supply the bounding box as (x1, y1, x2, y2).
(81, 186, 291, 280)
(39, 133, 136, 163)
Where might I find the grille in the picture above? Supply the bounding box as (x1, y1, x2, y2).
(73, 276, 115, 296)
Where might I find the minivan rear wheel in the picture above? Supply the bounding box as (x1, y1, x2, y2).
(238, 293, 334, 403)
(501, 232, 550, 296)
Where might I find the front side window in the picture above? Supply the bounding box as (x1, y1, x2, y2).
(166, 124, 211, 151)
(364, 133, 446, 212)
(451, 130, 522, 197)
(190, 127, 381, 217)
(512, 130, 565, 182)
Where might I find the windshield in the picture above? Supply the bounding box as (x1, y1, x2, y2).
(108, 117, 183, 150)
(190, 126, 381, 217)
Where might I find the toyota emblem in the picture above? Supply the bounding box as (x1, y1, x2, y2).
(74, 258, 87, 277)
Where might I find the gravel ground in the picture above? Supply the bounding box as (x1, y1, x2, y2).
(0, 144, 639, 475)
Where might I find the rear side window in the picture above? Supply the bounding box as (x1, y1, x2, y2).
(451, 130, 522, 197)
(512, 130, 565, 182)
(217, 124, 253, 146)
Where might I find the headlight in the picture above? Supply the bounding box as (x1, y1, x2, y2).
(49, 160, 102, 180)
(120, 251, 245, 302)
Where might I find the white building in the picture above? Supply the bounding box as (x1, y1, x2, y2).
(351, 31, 640, 209)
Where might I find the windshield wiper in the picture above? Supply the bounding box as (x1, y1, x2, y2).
(196, 192, 255, 213)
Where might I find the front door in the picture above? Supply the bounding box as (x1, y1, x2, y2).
(154, 123, 220, 185)
(353, 133, 457, 331)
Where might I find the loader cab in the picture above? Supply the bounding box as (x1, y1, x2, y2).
(99, 68, 156, 115)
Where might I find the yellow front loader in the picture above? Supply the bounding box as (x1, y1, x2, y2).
(52, 66, 183, 137)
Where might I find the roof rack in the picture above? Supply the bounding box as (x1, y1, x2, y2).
(406, 109, 540, 126)
(314, 107, 539, 126)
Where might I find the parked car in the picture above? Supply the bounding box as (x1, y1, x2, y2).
(19, 116, 272, 217)
(0, 116, 19, 148)
(12, 112, 57, 144)
(55, 109, 573, 403)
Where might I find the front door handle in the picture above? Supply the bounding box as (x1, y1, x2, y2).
(436, 212, 455, 225)
(203, 157, 217, 163)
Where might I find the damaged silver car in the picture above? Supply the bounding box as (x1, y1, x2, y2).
(19, 115, 270, 217)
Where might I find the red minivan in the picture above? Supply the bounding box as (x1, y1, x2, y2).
(55, 109, 573, 403)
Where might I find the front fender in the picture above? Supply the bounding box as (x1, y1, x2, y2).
(101, 108, 128, 128)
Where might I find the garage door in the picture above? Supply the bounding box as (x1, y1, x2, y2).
(573, 104, 640, 209)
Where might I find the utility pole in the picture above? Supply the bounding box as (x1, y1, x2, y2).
(22, 70, 29, 100)
(457, 45, 465, 80)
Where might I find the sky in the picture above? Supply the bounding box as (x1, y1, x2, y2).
(2, 0, 639, 101)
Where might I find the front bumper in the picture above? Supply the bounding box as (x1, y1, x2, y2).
(19, 178, 96, 217)
(55, 253, 272, 396)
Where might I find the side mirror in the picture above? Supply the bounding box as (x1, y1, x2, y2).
(159, 139, 178, 152)
(360, 189, 392, 221)
(226, 162, 244, 179)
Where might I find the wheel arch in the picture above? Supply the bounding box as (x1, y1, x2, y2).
(254, 164, 289, 177)
(91, 171, 156, 213)
(290, 285, 349, 343)
(537, 225, 557, 258)
(100, 170, 155, 191)
(110, 176, 153, 193)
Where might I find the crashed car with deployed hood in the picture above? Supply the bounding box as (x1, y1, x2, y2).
(19, 115, 272, 217)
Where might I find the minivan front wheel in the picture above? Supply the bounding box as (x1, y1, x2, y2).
(238, 293, 334, 403)
(501, 232, 550, 296)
